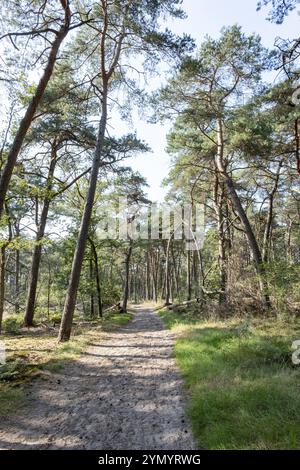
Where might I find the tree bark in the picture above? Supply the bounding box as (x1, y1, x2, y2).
(262, 160, 283, 263)
(14, 221, 20, 314)
(89, 251, 95, 319)
(89, 237, 103, 318)
(47, 257, 52, 320)
(213, 173, 227, 304)
(295, 118, 300, 176)
(286, 219, 293, 264)
(0, 246, 6, 334)
(186, 250, 192, 301)
(171, 244, 180, 299)
(122, 240, 133, 313)
(164, 235, 174, 306)
(58, 93, 108, 341)
(58, 0, 126, 340)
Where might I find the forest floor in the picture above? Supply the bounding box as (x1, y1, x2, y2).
(0, 306, 196, 450)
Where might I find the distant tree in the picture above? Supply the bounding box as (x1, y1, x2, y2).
(158, 26, 273, 306)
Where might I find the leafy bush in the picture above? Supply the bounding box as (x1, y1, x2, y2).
(49, 312, 62, 324)
(0, 360, 26, 382)
(265, 262, 300, 312)
(3, 316, 23, 335)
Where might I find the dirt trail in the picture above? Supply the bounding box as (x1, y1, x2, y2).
(0, 307, 196, 450)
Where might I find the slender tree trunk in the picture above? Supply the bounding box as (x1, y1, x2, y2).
(0, 246, 6, 334)
(215, 119, 270, 307)
(155, 253, 159, 302)
(295, 118, 300, 176)
(134, 265, 138, 303)
(192, 250, 198, 297)
(186, 250, 192, 301)
(122, 240, 133, 313)
(58, 85, 108, 341)
(165, 236, 173, 305)
(81, 293, 87, 317)
(14, 222, 20, 314)
(15, 251, 20, 314)
(171, 245, 180, 299)
(213, 173, 227, 304)
(89, 237, 102, 318)
(262, 161, 283, 263)
(0, 3, 71, 216)
(24, 144, 58, 327)
(151, 249, 159, 302)
(89, 252, 95, 319)
(47, 259, 52, 321)
(146, 251, 151, 301)
(150, 253, 157, 302)
(286, 219, 293, 264)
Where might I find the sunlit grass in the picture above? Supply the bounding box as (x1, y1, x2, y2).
(159, 309, 300, 450)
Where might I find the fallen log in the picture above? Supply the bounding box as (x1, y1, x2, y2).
(166, 298, 201, 310)
(103, 302, 122, 314)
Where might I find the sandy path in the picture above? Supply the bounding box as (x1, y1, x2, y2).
(0, 307, 196, 450)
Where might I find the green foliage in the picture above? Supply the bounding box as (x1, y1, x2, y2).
(265, 262, 300, 311)
(3, 315, 24, 335)
(101, 283, 122, 308)
(48, 312, 62, 324)
(0, 359, 29, 382)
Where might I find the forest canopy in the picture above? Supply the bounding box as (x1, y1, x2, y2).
(0, 0, 299, 341)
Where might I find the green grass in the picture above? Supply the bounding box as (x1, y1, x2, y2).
(0, 311, 133, 416)
(0, 385, 25, 417)
(102, 312, 133, 329)
(159, 309, 300, 450)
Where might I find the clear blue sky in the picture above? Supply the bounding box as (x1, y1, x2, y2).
(126, 0, 300, 202)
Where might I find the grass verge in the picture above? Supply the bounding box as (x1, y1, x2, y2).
(159, 308, 300, 450)
(0, 311, 132, 416)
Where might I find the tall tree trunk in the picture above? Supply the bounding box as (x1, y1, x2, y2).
(14, 221, 20, 314)
(47, 257, 52, 321)
(58, 84, 108, 342)
(146, 251, 151, 301)
(262, 160, 283, 263)
(186, 250, 192, 301)
(171, 245, 180, 299)
(165, 236, 173, 305)
(295, 118, 300, 176)
(0, 2, 71, 216)
(0, 246, 6, 334)
(24, 143, 58, 327)
(151, 254, 157, 302)
(213, 173, 227, 304)
(286, 219, 293, 264)
(150, 249, 159, 302)
(122, 240, 133, 313)
(215, 119, 270, 307)
(89, 252, 95, 319)
(89, 237, 103, 318)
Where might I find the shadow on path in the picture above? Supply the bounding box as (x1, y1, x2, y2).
(0, 306, 196, 450)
